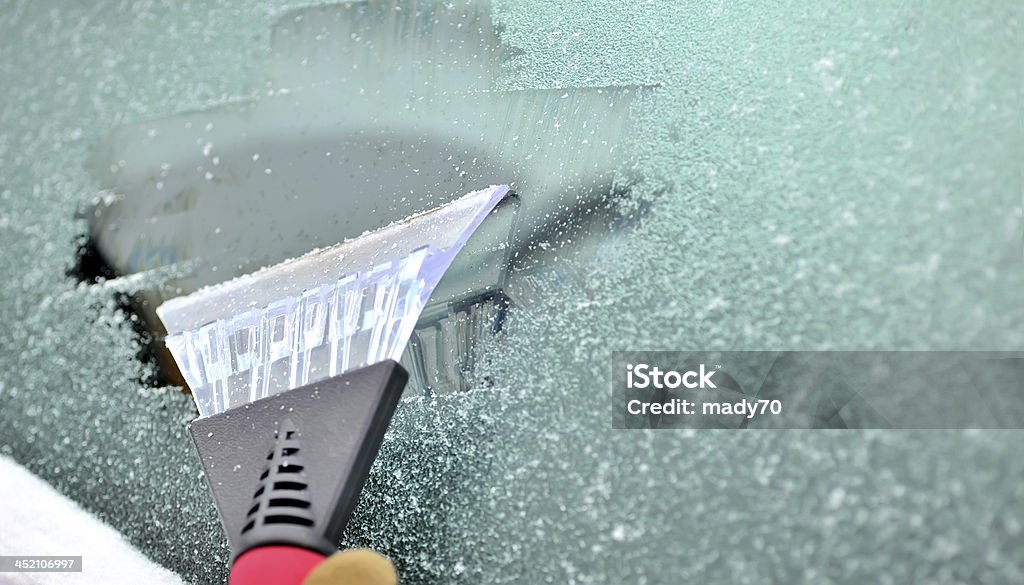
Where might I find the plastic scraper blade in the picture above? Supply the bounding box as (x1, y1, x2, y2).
(157, 185, 510, 417)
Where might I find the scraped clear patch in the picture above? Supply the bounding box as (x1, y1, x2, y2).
(158, 185, 509, 417)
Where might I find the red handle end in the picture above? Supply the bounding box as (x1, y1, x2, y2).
(229, 546, 327, 585)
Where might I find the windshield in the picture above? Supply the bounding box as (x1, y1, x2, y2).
(0, 2, 1020, 584)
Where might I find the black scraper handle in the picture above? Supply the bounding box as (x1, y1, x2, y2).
(187, 361, 408, 583)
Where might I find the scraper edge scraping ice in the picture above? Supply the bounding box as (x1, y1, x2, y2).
(157, 185, 511, 585)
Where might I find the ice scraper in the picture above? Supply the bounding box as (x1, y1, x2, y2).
(157, 185, 512, 584)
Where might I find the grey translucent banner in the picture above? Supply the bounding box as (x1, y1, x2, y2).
(612, 352, 1024, 429)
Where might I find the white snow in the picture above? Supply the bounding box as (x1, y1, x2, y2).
(0, 456, 184, 585)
